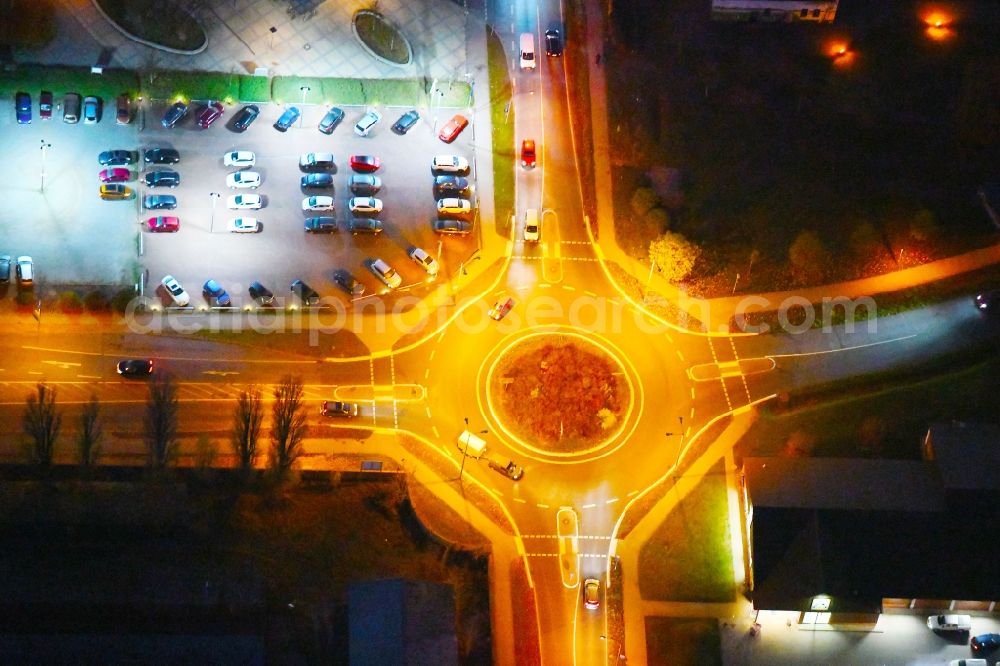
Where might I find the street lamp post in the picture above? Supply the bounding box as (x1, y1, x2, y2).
(459, 417, 488, 481)
(209, 192, 220, 233)
(299, 86, 311, 127)
(39, 140, 52, 192)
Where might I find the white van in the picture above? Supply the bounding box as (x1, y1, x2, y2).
(519, 33, 536, 70)
(524, 208, 540, 242)
(457, 430, 487, 459)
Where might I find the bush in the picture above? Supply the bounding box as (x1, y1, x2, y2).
(353, 10, 411, 65)
(788, 230, 829, 285)
(110, 287, 137, 314)
(238, 75, 270, 102)
(58, 291, 83, 314)
(83, 290, 109, 312)
(630, 187, 659, 217)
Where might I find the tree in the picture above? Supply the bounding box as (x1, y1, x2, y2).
(270, 376, 308, 476)
(232, 386, 265, 477)
(630, 187, 659, 217)
(788, 230, 830, 285)
(23, 383, 61, 469)
(145, 373, 179, 470)
(78, 394, 103, 469)
(648, 231, 701, 283)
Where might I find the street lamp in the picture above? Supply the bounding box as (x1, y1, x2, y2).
(299, 86, 311, 126)
(459, 417, 488, 481)
(39, 140, 52, 192)
(209, 192, 220, 233)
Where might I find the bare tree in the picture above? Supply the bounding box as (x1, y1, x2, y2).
(78, 394, 103, 469)
(232, 386, 264, 476)
(269, 376, 308, 476)
(145, 373, 179, 470)
(23, 382, 61, 469)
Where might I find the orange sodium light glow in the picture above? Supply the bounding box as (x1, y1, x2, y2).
(923, 9, 955, 41)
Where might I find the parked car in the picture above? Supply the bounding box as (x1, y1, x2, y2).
(437, 198, 472, 215)
(228, 194, 262, 210)
(99, 150, 136, 166)
(117, 359, 154, 377)
(231, 104, 259, 132)
(100, 184, 133, 200)
(299, 152, 335, 171)
(391, 110, 419, 135)
(434, 175, 469, 194)
(927, 614, 972, 633)
(301, 173, 334, 189)
(545, 29, 563, 56)
(62, 93, 81, 123)
(115, 94, 131, 124)
(290, 279, 319, 305)
(354, 109, 382, 136)
(160, 101, 188, 128)
(203, 279, 231, 306)
(320, 401, 359, 418)
(318, 106, 345, 134)
(39, 91, 53, 120)
(583, 579, 600, 609)
(248, 281, 274, 305)
(82, 96, 100, 124)
(304, 217, 338, 233)
(15, 256, 33, 285)
(438, 114, 469, 143)
(349, 218, 383, 235)
(273, 106, 300, 131)
(144, 148, 180, 164)
(146, 216, 180, 233)
(99, 168, 130, 184)
(489, 297, 515, 321)
(971, 633, 1000, 653)
(349, 155, 381, 173)
(226, 171, 261, 189)
(369, 258, 402, 290)
(160, 275, 190, 306)
(348, 174, 382, 195)
(521, 139, 536, 168)
(946, 659, 987, 666)
(302, 196, 334, 212)
(143, 170, 180, 188)
(196, 101, 225, 128)
(431, 155, 470, 173)
(349, 197, 382, 214)
(433, 219, 472, 235)
(228, 217, 260, 233)
(0, 255, 10, 283)
(408, 247, 439, 276)
(224, 150, 256, 168)
(143, 194, 177, 210)
(334, 270, 364, 296)
(15, 91, 31, 124)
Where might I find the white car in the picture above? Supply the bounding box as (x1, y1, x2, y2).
(223, 150, 255, 168)
(369, 258, 402, 289)
(408, 247, 439, 276)
(354, 109, 382, 136)
(160, 275, 190, 306)
(431, 155, 470, 173)
(226, 171, 261, 189)
(228, 217, 260, 233)
(302, 196, 334, 212)
(437, 198, 472, 214)
(927, 614, 972, 633)
(227, 194, 262, 210)
(349, 197, 383, 214)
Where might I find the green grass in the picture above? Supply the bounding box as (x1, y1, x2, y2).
(0, 65, 139, 101)
(353, 11, 411, 64)
(270, 76, 467, 108)
(486, 26, 514, 231)
(644, 617, 722, 666)
(237, 75, 271, 103)
(638, 460, 735, 602)
(144, 70, 239, 102)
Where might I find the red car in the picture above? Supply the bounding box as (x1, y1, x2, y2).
(196, 101, 225, 129)
(438, 114, 469, 143)
(349, 154, 381, 173)
(39, 91, 53, 119)
(146, 216, 180, 232)
(99, 167, 130, 183)
(521, 139, 536, 168)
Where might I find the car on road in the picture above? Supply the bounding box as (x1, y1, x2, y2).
(391, 110, 419, 135)
(228, 194, 262, 210)
(369, 258, 402, 290)
(62, 93, 81, 123)
(927, 614, 972, 633)
(438, 114, 469, 143)
(545, 29, 563, 56)
(100, 184, 133, 200)
(348, 174, 382, 195)
(228, 217, 260, 233)
(160, 275, 190, 306)
(433, 219, 472, 235)
(115, 94, 131, 124)
(521, 139, 536, 168)
(302, 196, 334, 212)
(354, 109, 382, 136)
(583, 579, 600, 609)
(144, 170, 180, 188)
(160, 101, 188, 128)
(144, 148, 180, 164)
(321, 401, 359, 418)
(146, 216, 179, 233)
(434, 175, 469, 194)
(15, 256, 33, 285)
(349, 155, 381, 173)
(224, 150, 256, 168)
(349, 197, 382, 214)
(196, 101, 224, 128)
(15, 91, 31, 124)
(249, 281, 274, 305)
(144, 194, 177, 210)
(349, 218, 383, 235)
(0, 255, 9, 283)
(227, 171, 261, 189)
(99, 168, 130, 183)
(203, 279, 231, 306)
(489, 297, 515, 321)
(971, 633, 1000, 653)
(334, 270, 364, 296)
(408, 247, 439, 276)
(231, 104, 259, 132)
(524, 208, 540, 242)
(40, 91, 53, 120)
(974, 291, 999, 313)
(273, 105, 300, 132)
(301, 173, 334, 189)
(99, 150, 136, 166)
(304, 217, 337, 233)
(290, 279, 319, 305)
(82, 96, 100, 124)
(318, 106, 345, 134)
(116, 359, 154, 377)
(437, 198, 472, 215)
(431, 155, 469, 174)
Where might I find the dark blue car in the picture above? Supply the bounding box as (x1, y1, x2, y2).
(273, 106, 301, 132)
(160, 101, 188, 128)
(15, 92, 31, 124)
